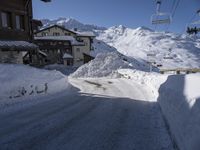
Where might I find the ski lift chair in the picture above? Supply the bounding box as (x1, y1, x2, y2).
(187, 22, 200, 35)
(186, 9, 200, 35)
(151, 13, 172, 25)
(151, 0, 172, 25)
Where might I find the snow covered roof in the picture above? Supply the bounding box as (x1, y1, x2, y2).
(34, 36, 84, 46)
(36, 24, 77, 35)
(77, 31, 96, 37)
(63, 53, 73, 59)
(0, 41, 38, 51)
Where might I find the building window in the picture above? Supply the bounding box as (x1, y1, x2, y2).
(1, 12, 12, 28)
(42, 32, 48, 36)
(65, 33, 71, 36)
(50, 42, 54, 45)
(37, 43, 43, 46)
(66, 48, 71, 53)
(64, 42, 69, 45)
(76, 48, 80, 52)
(76, 37, 83, 42)
(16, 15, 25, 30)
(53, 32, 60, 36)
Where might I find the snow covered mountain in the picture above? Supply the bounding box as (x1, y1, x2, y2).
(41, 18, 200, 69)
(97, 25, 200, 69)
(41, 17, 107, 32)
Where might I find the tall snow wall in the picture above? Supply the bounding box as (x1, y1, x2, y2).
(158, 74, 200, 150)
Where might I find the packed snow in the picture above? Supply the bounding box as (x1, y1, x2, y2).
(0, 76, 174, 150)
(0, 64, 69, 102)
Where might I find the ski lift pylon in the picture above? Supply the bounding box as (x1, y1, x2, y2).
(151, 0, 172, 25)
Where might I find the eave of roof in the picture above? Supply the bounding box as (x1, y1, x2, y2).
(63, 53, 73, 59)
(35, 24, 77, 35)
(76, 32, 96, 37)
(34, 36, 85, 46)
(0, 40, 38, 51)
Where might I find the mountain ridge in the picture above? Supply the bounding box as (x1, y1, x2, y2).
(41, 17, 107, 32)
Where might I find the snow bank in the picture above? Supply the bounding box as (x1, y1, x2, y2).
(118, 69, 168, 98)
(71, 52, 130, 78)
(0, 64, 69, 100)
(119, 69, 200, 150)
(71, 52, 148, 78)
(158, 74, 200, 150)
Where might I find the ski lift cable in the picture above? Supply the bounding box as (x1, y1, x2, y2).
(166, 0, 181, 31)
(172, 0, 180, 18)
(162, 0, 176, 31)
(189, 13, 197, 23)
(170, 0, 176, 13)
(153, 0, 161, 30)
(156, 0, 161, 13)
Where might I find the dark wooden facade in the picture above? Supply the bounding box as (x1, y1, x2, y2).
(0, 0, 51, 65)
(34, 39, 73, 64)
(83, 53, 94, 64)
(0, 0, 33, 41)
(32, 19, 43, 33)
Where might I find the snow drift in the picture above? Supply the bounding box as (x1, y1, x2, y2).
(0, 64, 69, 100)
(71, 52, 133, 78)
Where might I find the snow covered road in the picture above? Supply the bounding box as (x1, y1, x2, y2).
(0, 78, 174, 150)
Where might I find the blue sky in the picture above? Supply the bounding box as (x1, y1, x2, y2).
(33, 0, 200, 33)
